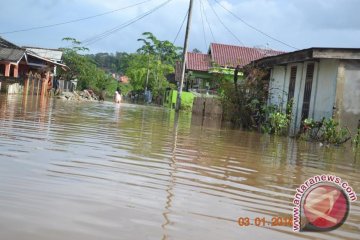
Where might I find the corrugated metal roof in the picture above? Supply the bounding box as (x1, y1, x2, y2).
(26, 51, 69, 69)
(186, 52, 211, 71)
(26, 47, 63, 62)
(0, 47, 25, 62)
(210, 43, 284, 67)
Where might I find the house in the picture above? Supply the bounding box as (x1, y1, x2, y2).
(119, 75, 129, 84)
(253, 47, 360, 135)
(175, 43, 283, 93)
(25, 46, 63, 63)
(0, 37, 67, 94)
(0, 37, 25, 78)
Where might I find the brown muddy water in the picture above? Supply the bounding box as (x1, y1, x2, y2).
(0, 94, 359, 240)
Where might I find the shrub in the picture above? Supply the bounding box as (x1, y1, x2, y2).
(300, 118, 351, 145)
(352, 126, 360, 148)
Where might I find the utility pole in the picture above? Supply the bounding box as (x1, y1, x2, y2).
(144, 52, 151, 102)
(175, 0, 194, 111)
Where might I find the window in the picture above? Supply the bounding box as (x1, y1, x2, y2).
(301, 63, 315, 120)
(288, 66, 297, 101)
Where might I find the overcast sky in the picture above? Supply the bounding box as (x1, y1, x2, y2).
(0, 0, 359, 54)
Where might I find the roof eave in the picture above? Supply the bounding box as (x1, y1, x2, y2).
(252, 47, 360, 68)
(26, 51, 69, 70)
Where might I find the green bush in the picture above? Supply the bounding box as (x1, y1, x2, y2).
(300, 118, 351, 145)
(268, 111, 290, 135)
(352, 127, 360, 148)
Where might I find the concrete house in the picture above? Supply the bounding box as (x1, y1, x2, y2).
(175, 43, 283, 93)
(0, 37, 67, 94)
(254, 48, 360, 135)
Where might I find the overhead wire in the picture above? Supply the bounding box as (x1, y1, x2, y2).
(172, 10, 188, 44)
(0, 0, 154, 35)
(205, 0, 244, 46)
(200, 0, 215, 43)
(213, 0, 298, 50)
(81, 0, 174, 46)
(199, 0, 208, 51)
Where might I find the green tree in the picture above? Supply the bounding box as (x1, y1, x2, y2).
(125, 32, 181, 98)
(126, 54, 149, 91)
(192, 48, 202, 53)
(58, 37, 117, 93)
(86, 51, 132, 76)
(137, 32, 182, 65)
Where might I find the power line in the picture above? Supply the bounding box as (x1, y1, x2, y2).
(200, 0, 215, 43)
(205, 0, 244, 46)
(213, 0, 298, 50)
(199, 0, 208, 51)
(0, 0, 154, 35)
(173, 10, 188, 44)
(81, 0, 174, 46)
(83, 0, 172, 46)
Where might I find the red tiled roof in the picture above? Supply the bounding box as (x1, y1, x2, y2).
(210, 43, 284, 68)
(186, 52, 211, 72)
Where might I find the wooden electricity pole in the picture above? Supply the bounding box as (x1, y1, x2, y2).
(175, 0, 194, 112)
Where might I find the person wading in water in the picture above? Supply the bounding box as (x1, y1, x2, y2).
(114, 87, 121, 103)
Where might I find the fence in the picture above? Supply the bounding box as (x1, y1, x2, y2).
(0, 76, 24, 94)
(192, 97, 223, 117)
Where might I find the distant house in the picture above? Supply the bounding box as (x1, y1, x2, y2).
(0, 37, 67, 94)
(175, 43, 283, 92)
(253, 47, 360, 134)
(177, 52, 212, 90)
(119, 75, 129, 84)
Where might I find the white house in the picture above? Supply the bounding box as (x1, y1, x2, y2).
(254, 48, 360, 135)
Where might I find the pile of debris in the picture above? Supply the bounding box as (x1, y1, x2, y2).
(58, 90, 99, 101)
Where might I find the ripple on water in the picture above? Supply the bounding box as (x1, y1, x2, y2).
(0, 94, 359, 240)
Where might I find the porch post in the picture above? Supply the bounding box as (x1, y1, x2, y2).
(41, 72, 47, 96)
(13, 65, 19, 78)
(4, 63, 10, 77)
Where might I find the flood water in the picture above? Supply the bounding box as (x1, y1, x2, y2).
(0, 94, 359, 240)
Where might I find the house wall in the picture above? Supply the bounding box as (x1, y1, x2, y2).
(269, 60, 341, 135)
(310, 59, 338, 121)
(288, 62, 305, 135)
(268, 65, 286, 107)
(335, 60, 360, 134)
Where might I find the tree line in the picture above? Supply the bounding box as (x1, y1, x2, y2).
(58, 32, 183, 98)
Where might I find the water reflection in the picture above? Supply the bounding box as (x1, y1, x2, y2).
(0, 94, 359, 240)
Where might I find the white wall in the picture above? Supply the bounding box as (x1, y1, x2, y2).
(268, 60, 340, 135)
(341, 60, 360, 133)
(268, 66, 286, 108)
(288, 63, 304, 135)
(311, 59, 338, 121)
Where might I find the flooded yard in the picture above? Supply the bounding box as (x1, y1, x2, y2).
(0, 94, 359, 240)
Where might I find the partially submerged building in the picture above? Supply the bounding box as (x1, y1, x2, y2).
(254, 47, 360, 134)
(175, 43, 283, 93)
(0, 37, 67, 94)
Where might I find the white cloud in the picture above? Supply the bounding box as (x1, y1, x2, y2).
(1, 0, 359, 53)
